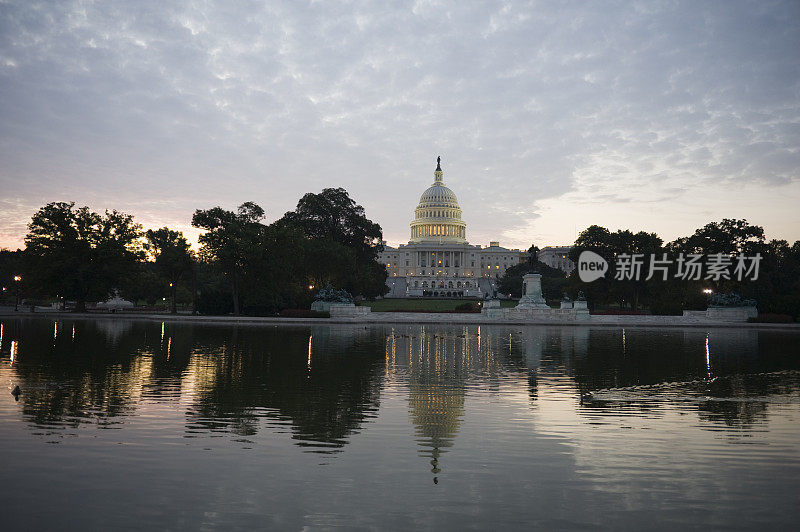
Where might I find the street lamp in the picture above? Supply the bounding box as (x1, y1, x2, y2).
(702, 288, 713, 294)
(13, 275, 21, 312)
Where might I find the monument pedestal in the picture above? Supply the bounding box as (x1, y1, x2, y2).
(516, 274, 550, 310)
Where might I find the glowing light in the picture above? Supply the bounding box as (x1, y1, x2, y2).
(13, 275, 21, 282)
(622, 328, 627, 355)
(703, 288, 713, 294)
(10, 340, 17, 364)
(308, 285, 314, 290)
(705, 334, 711, 379)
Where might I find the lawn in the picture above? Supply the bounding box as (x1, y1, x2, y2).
(360, 298, 518, 312)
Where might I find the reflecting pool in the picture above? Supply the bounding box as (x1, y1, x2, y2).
(1, 318, 798, 529)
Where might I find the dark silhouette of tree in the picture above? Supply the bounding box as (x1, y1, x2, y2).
(192, 202, 266, 315)
(670, 218, 765, 256)
(144, 228, 194, 314)
(278, 188, 387, 299)
(281, 187, 383, 255)
(24, 202, 143, 311)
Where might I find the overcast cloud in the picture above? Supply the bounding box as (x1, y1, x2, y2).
(1, 0, 799, 249)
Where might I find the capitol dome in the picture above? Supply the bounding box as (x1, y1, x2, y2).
(418, 184, 459, 206)
(410, 157, 467, 243)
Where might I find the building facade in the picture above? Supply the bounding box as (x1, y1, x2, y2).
(536, 246, 575, 274)
(378, 159, 527, 298)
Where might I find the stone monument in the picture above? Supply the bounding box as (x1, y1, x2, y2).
(516, 274, 550, 310)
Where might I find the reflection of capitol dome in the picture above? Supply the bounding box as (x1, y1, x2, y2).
(409, 383, 465, 454)
(405, 332, 468, 477)
(410, 157, 467, 243)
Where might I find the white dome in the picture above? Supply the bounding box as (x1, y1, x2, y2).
(409, 158, 467, 243)
(418, 184, 459, 207)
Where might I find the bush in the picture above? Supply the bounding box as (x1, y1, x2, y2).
(278, 309, 329, 318)
(454, 302, 479, 312)
(747, 313, 795, 323)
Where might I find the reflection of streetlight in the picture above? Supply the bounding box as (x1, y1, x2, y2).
(13, 275, 21, 311)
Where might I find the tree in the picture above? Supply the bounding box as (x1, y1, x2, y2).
(0, 249, 24, 305)
(144, 228, 194, 314)
(667, 219, 771, 305)
(24, 202, 143, 311)
(612, 230, 663, 310)
(672, 218, 765, 256)
(280, 188, 383, 256)
(192, 202, 266, 315)
(567, 225, 615, 309)
(278, 188, 387, 299)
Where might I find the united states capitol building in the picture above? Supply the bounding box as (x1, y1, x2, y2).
(378, 158, 528, 298)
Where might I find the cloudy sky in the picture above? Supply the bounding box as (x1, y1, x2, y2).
(1, 0, 799, 250)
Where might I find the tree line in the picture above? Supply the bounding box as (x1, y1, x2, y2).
(2, 197, 797, 319)
(0, 188, 388, 315)
(498, 219, 799, 318)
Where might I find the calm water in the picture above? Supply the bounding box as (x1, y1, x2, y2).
(1, 318, 799, 530)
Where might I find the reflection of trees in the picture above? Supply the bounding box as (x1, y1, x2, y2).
(0, 318, 183, 432)
(2, 319, 387, 451)
(696, 400, 768, 429)
(185, 325, 385, 451)
(5, 318, 798, 451)
(566, 328, 800, 430)
(696, 371, 800, 429)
